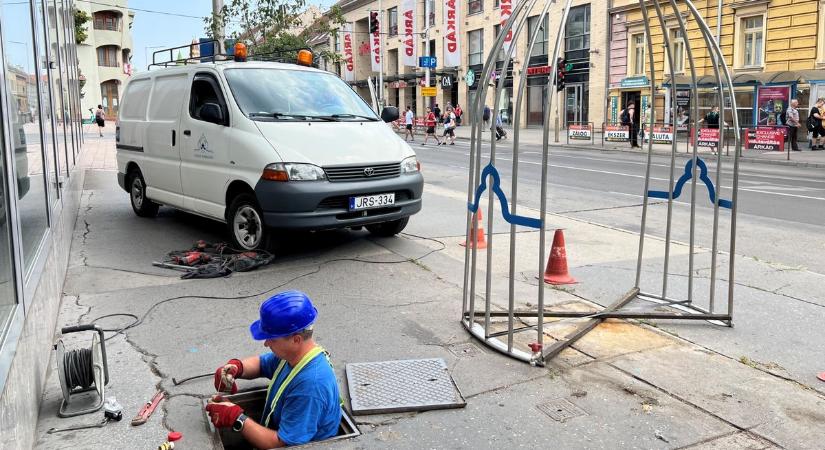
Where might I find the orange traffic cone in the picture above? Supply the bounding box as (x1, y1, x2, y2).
(543, 229, 576, 285)
(460, 209, 487, 249)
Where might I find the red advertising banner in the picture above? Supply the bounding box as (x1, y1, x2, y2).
(757, 86, 790, 127)
(604, 125, 629, 142)
(744, 127, 785, 151)
(568, 124, 592, 140)
(689, 128, 721, 151)
(644, 126, 673, 144)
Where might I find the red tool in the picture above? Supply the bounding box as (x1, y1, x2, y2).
(132, 391, 165, 426)
(172, 251, 210, 266)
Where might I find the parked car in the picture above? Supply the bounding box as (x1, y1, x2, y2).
(116, 57, 422, 250)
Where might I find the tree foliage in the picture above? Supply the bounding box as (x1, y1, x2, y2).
(74, 8, 90, 44)
(204, 0, 346, 63)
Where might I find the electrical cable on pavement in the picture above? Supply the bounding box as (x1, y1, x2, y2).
(88, 235, 447, 344)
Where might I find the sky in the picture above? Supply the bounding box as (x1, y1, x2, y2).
(128, 0, 338, 72)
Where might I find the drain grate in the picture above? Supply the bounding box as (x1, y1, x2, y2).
(536, 398, 587, 422)
(346, 358, 466, 415)
(448, 342, 484, 358)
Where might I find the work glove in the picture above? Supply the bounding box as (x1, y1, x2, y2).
(214, 358, 244, 394)
(205, 396, 244, 429)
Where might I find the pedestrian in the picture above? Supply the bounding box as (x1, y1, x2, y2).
(786, 99, 801, 151)
(809, 98, 825, 150)
(423, 107, 441, 145)
(454, 104, 463, 127)
(482, 104, 491, 131)
(495, 114, 507, 141)
(441, 107, 456, 145)
(206, 291, 341, 448)
(621, 102, 638, 148)
(95, 104, 105, 137)
(404, 105, 414, 142)
(699, 106, 720, 129)
(433, 103, 441, 121)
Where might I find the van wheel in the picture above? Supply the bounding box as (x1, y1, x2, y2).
(366, 217, 409, 237)
(228, 193, 267, 250)
(128, 169, 159, 217)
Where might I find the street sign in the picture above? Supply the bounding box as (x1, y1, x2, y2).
(418, 56, 437, 68)
(465, 69, 475, 87)
(604, 125, 630, 142)
(440, 75, 453, 88)
(526, 66, 551, 76)
(421, 87, 437, 97)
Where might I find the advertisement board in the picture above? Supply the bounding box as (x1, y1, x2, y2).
(644, 126, 674, 144)
(757, 86, 790, 127)
(689, 127, 721, 151)
(744, 127, 785, 151)
(568, 124, 592, 140)
(604, 125, 629, 142)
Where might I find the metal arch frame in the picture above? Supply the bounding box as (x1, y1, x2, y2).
(461, 0, 743, 367)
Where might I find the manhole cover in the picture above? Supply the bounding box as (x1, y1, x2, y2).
(346, 358, 466, 415)
(448, 342, 484, 358)
(536, 398, 587, 422)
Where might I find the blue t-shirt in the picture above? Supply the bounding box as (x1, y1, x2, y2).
(258, 351, 341, 445)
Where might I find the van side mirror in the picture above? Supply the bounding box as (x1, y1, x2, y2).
(381, 106, 399, 123)
(200, 103, 225, 125)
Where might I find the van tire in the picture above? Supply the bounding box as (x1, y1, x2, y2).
(227, 193, 268, 251)
(128, 169, 159, 217)
(366, 217, 409, 237)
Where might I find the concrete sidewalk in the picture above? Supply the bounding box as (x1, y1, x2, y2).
(444, 125, 825, 168)
(33, 134, 825, 449)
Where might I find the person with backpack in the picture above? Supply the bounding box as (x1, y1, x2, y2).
(808, 98, 825, 150)
(95, 104, 105, 137)
(423, 106, 441, 146)
(621, 102, 637, 148)
(482, 105, 491, 131)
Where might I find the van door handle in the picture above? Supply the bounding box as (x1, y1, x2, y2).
(183, 130, 191, 136)
(172, 130, 176, 146)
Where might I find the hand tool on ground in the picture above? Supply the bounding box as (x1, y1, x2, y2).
(172, 372, 212, 386)
(132, 390, 164, 426)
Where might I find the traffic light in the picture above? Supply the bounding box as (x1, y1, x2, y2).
(369, 12, 379, 34)
(556, 57, 566, 92)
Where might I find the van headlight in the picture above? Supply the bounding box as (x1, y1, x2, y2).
(401, 156, 420, 173)
(262, 163, 326, 181)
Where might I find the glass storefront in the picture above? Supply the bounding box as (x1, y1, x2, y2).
(0, 0, 81, 390)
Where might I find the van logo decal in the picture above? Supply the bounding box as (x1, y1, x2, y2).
(363, 167, 374, 177)
(195, 134, 214, 159)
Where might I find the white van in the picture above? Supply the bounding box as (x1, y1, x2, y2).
(116, 60, 422, 250)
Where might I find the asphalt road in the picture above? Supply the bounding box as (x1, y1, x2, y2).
(408, 136, 825, 273)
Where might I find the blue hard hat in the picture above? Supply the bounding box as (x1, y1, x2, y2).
(250, 290, 318, 340)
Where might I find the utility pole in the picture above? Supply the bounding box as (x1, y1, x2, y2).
(424, 0, 431, 89)
(378, 0, 384, 109)
(716, 0, 722, 42)
(212, 0, 225, 55)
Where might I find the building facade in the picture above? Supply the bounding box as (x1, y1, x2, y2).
(608, 0, 825, 136)
(76, 0, 134, 118)
(330, 0, 608, 129)
(0, 0, 85, 447)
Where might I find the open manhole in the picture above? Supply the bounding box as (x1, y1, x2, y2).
(536, 398, 587, 422)
(204, 388, 360, 449)
(346, 358, 466, 415)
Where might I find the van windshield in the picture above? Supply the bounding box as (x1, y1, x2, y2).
(224, 68, 379, 121)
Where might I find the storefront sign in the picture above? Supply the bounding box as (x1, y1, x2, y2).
(757, 86, 790, 126)
(604, 125, 629, 142)
(370, 20, 381, 72)
(389, 81, 408, 88)
(443, 0, 461, 67)
(644, 126, 674, 144)
(465, 69, 475, 87)
(422, 86, 437, 97)
(621, 76, 649, 88)
(401, 0, 417, 67)
(499, 0, 513, 53)
(342, 23, 355, 82)
(744, 127, 785, 151)
(610, 97, 619, 124)
(526, 65, 551, 76)
(690, 127, 720, 151)
(441, 74, 453, 88)
(568, 124, 592, 140)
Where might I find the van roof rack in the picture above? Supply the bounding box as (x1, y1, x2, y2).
(149, 40, 317, 70)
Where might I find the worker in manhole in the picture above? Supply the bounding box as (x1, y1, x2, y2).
(205, 290, 341, 447)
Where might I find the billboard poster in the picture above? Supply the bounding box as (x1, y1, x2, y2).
(744, 127, 785, 151)
(675, 90, 691, 131)
(568, 124, 592, 140)
(757, 86, 790, 127)
(644, 126, 674, 144)
(443, 0, 461, 67)
(341, 24, 355, 82)
(401, 0, 417, 67)
(499, 0, 513, 54)
(605, 125, 629, 142)
(690, 127, 721, 151)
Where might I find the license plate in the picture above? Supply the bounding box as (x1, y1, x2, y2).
(349, 193, 395, 211)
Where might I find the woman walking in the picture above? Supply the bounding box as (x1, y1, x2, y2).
(95, 104, 105, 137)
(423, 107, 441, 145)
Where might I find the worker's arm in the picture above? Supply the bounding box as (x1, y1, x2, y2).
(240, 418, 286, 448)
(237, 356, 261, 380)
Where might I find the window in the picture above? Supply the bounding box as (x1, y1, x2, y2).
(100, 80, 119, 116)
(669, 28, 685, 73)
(468, 29, 484, 65)
(93, 11, 120, 31)
(468, 0, 483, 15)
(565, 5, 590, 51)
(428, 0, 436, 26)
(527, 15, 547, 58)
(189, 75, 227, 123)
(742, 16, 764, 67)
(96, 45, 118, 67)
(388, 7, 398, 36)
(494, 25, 505, 61)
(631, 33, 645, 76)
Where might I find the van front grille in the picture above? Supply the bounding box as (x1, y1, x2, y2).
(324, 163, 401, 182)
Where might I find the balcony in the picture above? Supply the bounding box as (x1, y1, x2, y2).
(94, 29, 124, 47)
